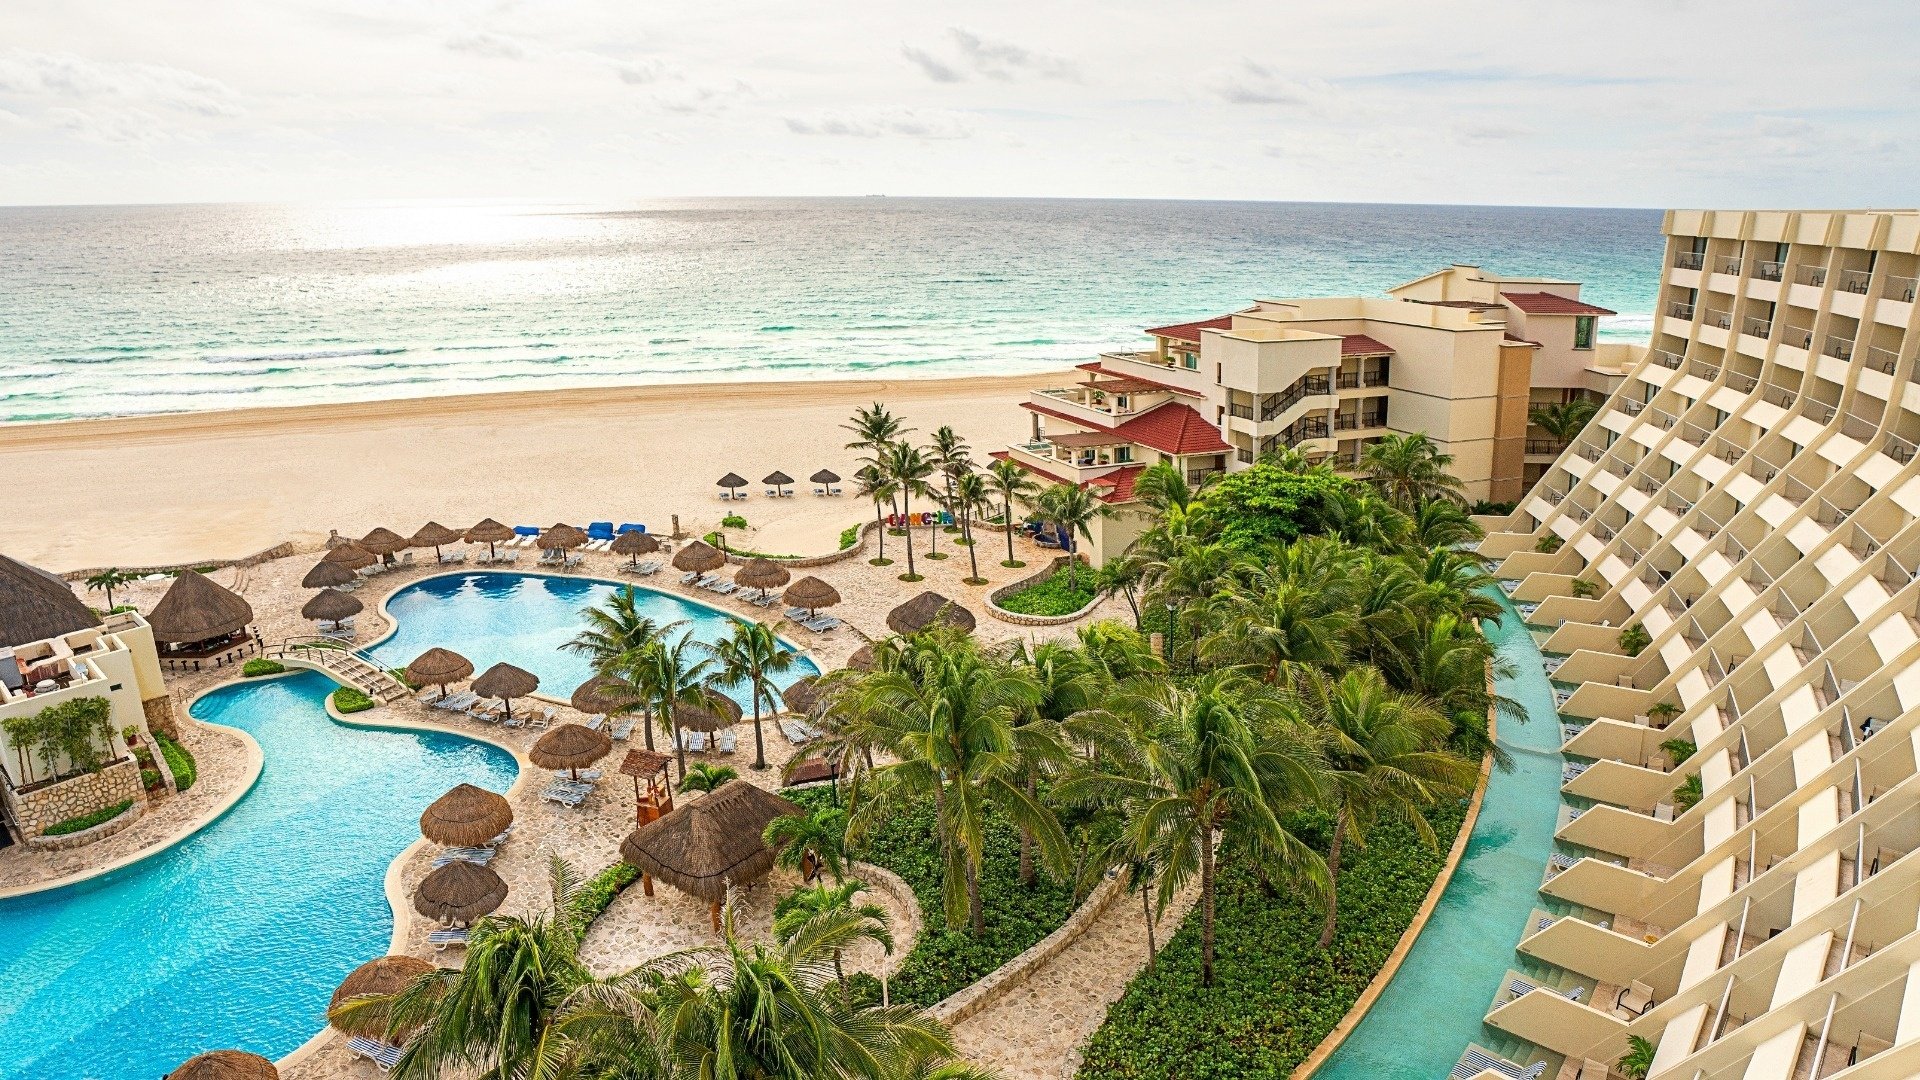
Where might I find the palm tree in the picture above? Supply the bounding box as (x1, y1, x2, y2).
(951, 469, 991, 585)
(843, 401, 911, 454)
(679, 761, 739, 793)
(563, 588, 675, 672)
(772, 880, 893, 1005)
(1129, 461, 1198, 515)
(985, 457, 1040, 568)
(710, 619, 796, 771)
(764, 804, 851, 884)
(1408, 499, 1484, 552)
(1200, 580, 1349, 685)
(1528, 399, 1599, 446)
(83, 568, 133, 612)
(1058, 672, 1328, 986)
(928, 425, 972, 531)
(1034, 482, 1109, 590)
(1358, 432, 1466, 510)
(634, 635, 722, 781)
(878, 440, 936, 581)
(1136, 535, 1236, 671)
(855, 465, 898, 566)
(1299, 668, 1475, 948)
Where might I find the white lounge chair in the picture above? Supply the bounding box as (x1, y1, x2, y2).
(541, 782, 588, 807)
(429, 928, 469, 950)
(680, 729, 709, 752)
(348, 1036, 405, 1071)
(611, 716, 637, 740)
(432, 846, 497, 869)
(779, 719, 812, 745)
(713, 730, 737, 753)
(583, 713, 606, 731)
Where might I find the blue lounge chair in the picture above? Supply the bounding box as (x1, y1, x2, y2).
(618, 523, 647, 534)
(587, 522, 615, 541)
(348, 1036, 405, 1070)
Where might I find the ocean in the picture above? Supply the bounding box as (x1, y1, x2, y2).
(0, 198, 1665, 424)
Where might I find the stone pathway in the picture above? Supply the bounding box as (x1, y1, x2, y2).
(950, 881, 1199, 1080)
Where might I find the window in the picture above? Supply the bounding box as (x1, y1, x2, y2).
(1182, 351, 1198, 370)
(1115, 446, 1132, 463)
(1573, 316, 1596, 350)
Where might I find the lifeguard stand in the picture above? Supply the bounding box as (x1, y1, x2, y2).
(621, 748, 675, 823)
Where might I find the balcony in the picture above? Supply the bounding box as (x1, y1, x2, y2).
(1705, 308, 1734, 330)
(1675, 251, 1706, 271)
(1651, 348, 1684, 370)
(1862, 344, 1897, 374)
(1335, 411, 1388, 432)
(1714, 255, 1743, 276)
(1030, 386, 1159, 427)
(1527, 439, 1570, 456)
(1753, 260, 1785, 282)
(1741, 316, 1772, 338)
(1666, 301, 1697, 320)
(1005, 439, 1134, 483)
(1797, 265, 1829, 288)
(1823, 336, 1855, 362)
(1837, 268, 1874, 295)
(1889, 274, 1918, 303)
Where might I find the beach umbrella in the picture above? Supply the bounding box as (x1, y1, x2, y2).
(619, 780, 803, 928)
(147, 570, 254, 646)
(846, 644, 875, 672)
(300, 588, 362, 628)
(301, 560, 357, 589)
(611, 529, 660, 566)
(888, 591, 976, 636)
(763, 470, 795, 496)
(327, 955, 435, 1038)
(359, 527, 410, 560)
(465, 518, 516, 559)
(419, 783, 513, 848)
(782, 576, 841, 616)
(672, 540, 725, 575)
(675, 693, 742, 733)
(734, 557, 790, 596)
(537, 523, 589, 551)
(781, 675, 820, 716)
(531, 722, 613, 779)
(471, 662, 539, 720)
(414, 860, 508, 925)
(716, 472, 748, 496)
(406, 647, 474, 695)
(572, 674, 637, 717)
(410, 521, 464, 557)
(166, 1050, 278, 1080)
(809, 469, 841, 485)
(323, 542, 377, 570)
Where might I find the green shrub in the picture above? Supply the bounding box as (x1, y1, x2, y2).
(155, 731, 197, 791)
(44, 799, 135, 836)
(785, 787, 1076, 1006)
(996, 573, 1096, 617)
(839, 524, 861, 550)
(332, 686, 376, 713)
(1, 696, 116, 782)
(1535, 534, 1564, 553)
(1672, 773, 1703, 811)
(567, 861, 641, 939)
(140, 768, 163, 790)
(721, 513, 749, 529)
(1192, 464, 1359, 551)
(1619, 623, 1651, 657)
(388, 668, 419, 690)
(1076, 804, 1464, 1080)
(1470, 500, 1517, 515)
(1618, 1035, 1657, 1080)
(1570, 578, 1599, 598)
(1659, 738, 1697, 766)
(242, 658, 286, 678)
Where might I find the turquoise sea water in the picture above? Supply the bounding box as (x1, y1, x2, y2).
(0, 199, 1664, 422)
(365, 572, 820, 709)
(1316, 594, 1565, 1079)
(0, 671, 517, 1080)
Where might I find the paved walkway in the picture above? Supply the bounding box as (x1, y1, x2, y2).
(950, 882, 1199, 1080)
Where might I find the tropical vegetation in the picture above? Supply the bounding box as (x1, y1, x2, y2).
(993, 572, 1095, 617)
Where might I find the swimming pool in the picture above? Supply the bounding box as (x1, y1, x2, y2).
(366, 572, 820, 708)
(1315, 592, 1566, 1079)
(0, 671, 517, 1080)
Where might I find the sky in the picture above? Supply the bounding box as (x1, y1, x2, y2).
(2, 0, 1917, 209)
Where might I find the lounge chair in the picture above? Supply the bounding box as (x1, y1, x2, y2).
(709, 581, 738, 595)
(348, 1036, 406, 1071)
(541, 782, 588, 807)
(1451, 1050, 1544, 1080)
(617, 523, 646, 534)
(813, 485, 827, 496)
(681, 571, 702, 584)
(785, 606, 811, 620)
(779, 719, 812, 746)
(752, 591, 779, 608)
(435, 692, 479, 712)
(637, 560, 660, 575)
(428, 927, 469, 950)
(499, 550, 519, 565)
(583, 713, 606, 731)
(713, 730, 737, 753)
(400, 551, 416, 566)
(432, 846, 497, 868)
(680, 729, 709, 752)
(611, 716, 637, 740)
(1614, 980, 1654, 1018)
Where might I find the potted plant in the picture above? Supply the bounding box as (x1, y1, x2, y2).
(1571, 578, 1599, 599)
(1535, 534, 1564, 554)
(1618, 1034, 1657, 1080)
(1619, 623, 1651, 657)
(1647, 701, 1680, 727)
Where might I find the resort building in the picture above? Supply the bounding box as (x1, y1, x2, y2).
(1473, 209, 1920, 1080)
(997, 265, 1639, 565)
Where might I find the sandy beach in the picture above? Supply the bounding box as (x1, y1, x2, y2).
(0, 372, 1069, 573)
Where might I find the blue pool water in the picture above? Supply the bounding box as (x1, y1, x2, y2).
(0, 671, 517, 1080)
(366, 572, 819, 708)
(1316, 593, 1565, 1079)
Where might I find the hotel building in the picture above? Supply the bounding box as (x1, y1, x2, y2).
(996, 266, 1637, 565)
(1470, 209, 1920, 1080)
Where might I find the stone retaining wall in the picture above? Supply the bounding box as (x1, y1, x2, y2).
(142, 694, 180, 740)
(720, 520, 878, 568)
(983, 556, 1102, 627)
(6, 758, 147, 845)
(928, 873, 1126, 1025)
(59, 540, 302, 581)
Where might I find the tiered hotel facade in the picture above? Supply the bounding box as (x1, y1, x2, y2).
(1474, 209, 1920, 1080)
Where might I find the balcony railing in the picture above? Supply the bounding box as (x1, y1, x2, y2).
(1783, 326, 1814, 349)
(1666, 300, 1696, 319)
(1680, 423, 1712, 447)
(1886, 431, 1919, 464)
(1727, 371, 1760, 392)
(1542, 486, 1565, 504)
(1651, 348, 1684, 370)
(1863, 345, 1898, 374)
(1742, 316, 1772, 338)
(1890, 274, 1918, 303)
(1620, 398, 1647, 415)
(1227, 402, 1255, 420)
(1335, 371, 1388, 390)
(1824, 336, 1855, 361)
(1577, 444, 1604, 462)
(1754, 260, 1785, 282)
(1766, 388, 1800, 410)
(1838, 268, 1874, 295)
(1806, 400, 1838, 424)
(1674, 251, 1705, 270)
(1715, 255, 1743, 275)
(1526, 438, 1569, 455)
(1690, 361, 1722, 380)
(1706, 308, 1734, 330)
(1797, 265, 1829, 288)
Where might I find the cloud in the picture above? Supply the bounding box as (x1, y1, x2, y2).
(901, 45, 964, 84)
(784, 109, 972, 139)
(614, 59, 666, 86)
(1340, 67, 1662, 89)
(444, 31, 526, 60)
(0, 49, 243, 118)
(1455, 122, 1536, 143)
(900, 28, 1075, 83)
(653, 80, 751, 115)
(1211, 61, 1340, 110)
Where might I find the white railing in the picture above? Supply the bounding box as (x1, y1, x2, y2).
(1675, 250, 1706, 270)
(1742, 316, 1772, 338)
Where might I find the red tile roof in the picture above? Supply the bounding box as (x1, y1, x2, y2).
(1503, 332, 1542, 347)
(986, 453, 1145, 504)
(1341, 334, 1394, 356)
(1499, 292, 1616, 316)
(1143, 316, 1234, 343)
(1113, 403, 1232, 456)
(1072, 361, 1203, 398)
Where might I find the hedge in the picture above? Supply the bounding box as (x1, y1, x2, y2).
(332, 686, 376, 713)
(241, 658, 285, 678)
(155, 731, 197, 791)
(1075, 803, 1466, 1080)
(839, 525, 862, 550)
(995, 573, 1096, 617)
(45, 798, 135, 836)
(568, 861, 641, 939)
(786, 786, 1077, 1006)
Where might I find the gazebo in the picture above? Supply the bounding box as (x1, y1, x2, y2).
(465, 518, 516, 559)
(571, 674, 635, 717)
(471, 662, 539, 721)
(165, 1050, 278, 1080)
(0, 553, 101, 649)
(782, 576, 840, 618)
(322, 542, 376, 570)
(763, 470, 795, 497)
(405, 648, 474, 697)
(147, 570, 256, 664)
(300, 560, 358, 589)
(610, 529, 660, 568)
(359, 528, 410, 563)
(846, 644, 876, 672)
(672, 540, 725, 576)
(414, 859, 508, 925)
(734, 557, 790, 600)
(531, 722, 612, 780)
(419, 783, 513, 847)
(675, 693, 742, 733)
(618, 779, 803, 928)
(327, 955, 436, 1038)
(410, 522, 464, 558)
(300, 588, 362, 631)
(887, 591, 976, 636)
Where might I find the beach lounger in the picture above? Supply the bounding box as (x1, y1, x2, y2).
(753, 591, 779, 607)
(681, 571, 701, 584)
(617, 523, 646, 534)
(637, 560, 660, 575)
(779, 719, 812, 746)
(435, 692, 478, 711)
(499, 550, 519, 564)
(786, 606, 811, 620)
(563, 553, 585, 568)
(428, 927, 469, 950)
(713, 730, 737, 753)
(432, 846, 497, 868)
(583, 713, 605, 731)
(348, 1037, 405, 1072)
(1451, 1050, 1544, 1080)
(680, 729, 709, 752)
(709, 581, 737, 595)
(611, 716, 636, 740)
(541, 782, 588, 807)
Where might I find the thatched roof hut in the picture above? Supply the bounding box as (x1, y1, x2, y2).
(419, 783, 513, 847)
(619, 780, 803, 903)
(327, 955, 436, 1037)
(531, 723, 613, 776)
(781, 675, 820, 716)
(572, 675, 635, 716)
(166, 1050, 278, 1080)
(300, 560, 357, 589)
(358, 528, 410, 556)
(674, 694, 742, 733)
(782, 576, 840, 613)
(537, 523, 588, 551)
(734, 558, 790, 592)
(410, 522, 464, 552)
(322, 543, 376, 570)
(0, 554, 99, 648)
(887, 591, 975, 636)
(405, 648, 474, 690)
(414, 860, 507, 924)
(300, 589, 362, 624)
(147, 570, 254, 645)
(672, 540, 725, 574)
(611, 531, 660, 559)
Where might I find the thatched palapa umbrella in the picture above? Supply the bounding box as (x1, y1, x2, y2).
(323, 542, 376, 570)
(810, 468, 840, 486)
(887, 591, 976, 636)
(166, 1050, 278, 1080)
(420, 783, 513, 847)
(471, 662, 539, 720)
(406, 647, 474, 696)
(572, 674, 635, 717)
(611, 529, 660, 567)
(846, 644, 875, 672)
(676, 693, 742, 733)
(619, 779, 803, 929)
(763, 470, 795, 497)
(410, 521, 464, 557)
(716, 472, 748, 497)
(734, 557, 790, 599)
(414, 859, 507, 924)
(300, 588, 362, 628)
(538, 523, 589, 551)
(147, 570, 254, 647)
(531, 722, 613, 780)
(359, 527, 410, 563)
(672, 540, 725, 575)
(327, 955, 436, 1038)
(781, 675, 820, 717)
(301, 560, 357, 589)
(782, 575, 840, 617)
(465, 518, 516, 559)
